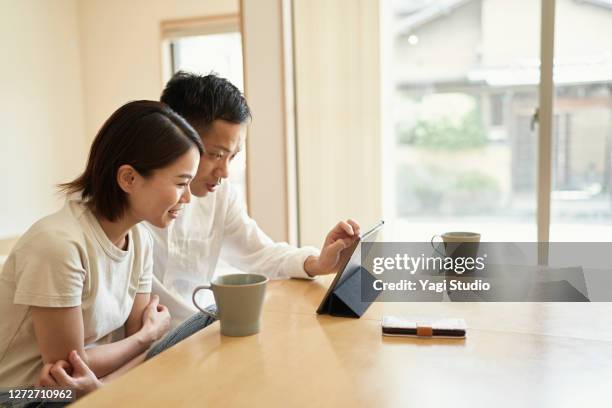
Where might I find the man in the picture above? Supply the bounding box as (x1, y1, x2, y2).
(149, 72, 361, 329)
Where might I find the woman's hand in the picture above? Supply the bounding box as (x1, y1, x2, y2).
(36, 360, 71, 387)
(140, 295, 171, 344)
(38, 351, 102, 398)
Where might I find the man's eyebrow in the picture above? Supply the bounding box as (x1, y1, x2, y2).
(211, 145, 232, 153)
(176, 174, 194, 179)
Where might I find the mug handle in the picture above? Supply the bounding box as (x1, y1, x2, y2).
(192, 285, 218, 319)
(430, 234, 446, 258)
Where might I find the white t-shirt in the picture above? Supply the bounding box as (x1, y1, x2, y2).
(0, 198, 153, 387)
(146, 181, 319, 326)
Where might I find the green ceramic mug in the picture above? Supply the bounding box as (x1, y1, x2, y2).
(192, 273, 268, 337)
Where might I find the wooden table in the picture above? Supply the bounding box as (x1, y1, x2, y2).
(75, 276, 612, 407)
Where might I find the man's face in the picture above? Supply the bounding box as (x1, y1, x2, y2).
(190, 119, 245, 197)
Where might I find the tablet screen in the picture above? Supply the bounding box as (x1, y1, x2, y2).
(316, 220, 384, 314)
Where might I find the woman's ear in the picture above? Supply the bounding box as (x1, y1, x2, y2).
(117, 165, 138, 194)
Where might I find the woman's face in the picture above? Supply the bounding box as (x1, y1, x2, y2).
(127, 147, 200, 228)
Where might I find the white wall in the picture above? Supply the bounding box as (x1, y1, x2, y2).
(0, 0, 239, 247)
(1, 0, 381, 250)
(77, 0, 239, 141)
(240, 0, 297, 244)
(293, 0, 382, 246)
(0, 0, 86, 241)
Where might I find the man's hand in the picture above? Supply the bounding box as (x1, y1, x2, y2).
(304, 219, 361, 277)
(39, 350, 102, 398)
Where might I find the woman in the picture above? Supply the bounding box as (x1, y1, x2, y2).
(0, 100, 203, 402)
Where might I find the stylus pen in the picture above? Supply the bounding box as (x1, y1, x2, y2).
(359, 219, 385, 239)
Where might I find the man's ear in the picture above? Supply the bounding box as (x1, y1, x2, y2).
(117, 165, 138, 194)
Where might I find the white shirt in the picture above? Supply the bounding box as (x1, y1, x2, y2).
(0, 199, 152, 387)
(146, 181, 319, 326)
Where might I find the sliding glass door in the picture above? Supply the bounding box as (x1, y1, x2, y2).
(382, 0, 541, 241)
(382, 0, 611, 242)
(549, 0, 612, 241)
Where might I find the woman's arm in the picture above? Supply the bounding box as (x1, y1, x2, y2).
(100, 351, 147, 383)
(83, 294, 170, 377)
(124, 293, 150, 337)
(38, 349, 148, 399)
(31, 306, 87, 365)
(31, 294, 170, 379)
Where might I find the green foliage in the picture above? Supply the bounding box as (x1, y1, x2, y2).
(398, 108, 487, 150)
(395, 164, 501, 215)
(454, 171, 500, 193)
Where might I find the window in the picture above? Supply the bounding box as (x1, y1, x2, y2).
(383, 0, 541, 241)
(549, 0, 612, 241)
(161, 16, 247, 205)
(381, 0, 612, 242)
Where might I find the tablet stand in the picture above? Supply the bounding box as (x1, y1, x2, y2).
(319, 266, 379, 318)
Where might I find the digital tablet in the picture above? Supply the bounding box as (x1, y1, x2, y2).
(316, 220, 384, 315)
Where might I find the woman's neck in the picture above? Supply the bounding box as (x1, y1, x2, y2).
(96, 213, 137, 250)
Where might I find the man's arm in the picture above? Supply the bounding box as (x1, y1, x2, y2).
(219, 183, 319, 279)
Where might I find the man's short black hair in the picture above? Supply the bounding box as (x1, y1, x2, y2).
(161, 71, 251, 131)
